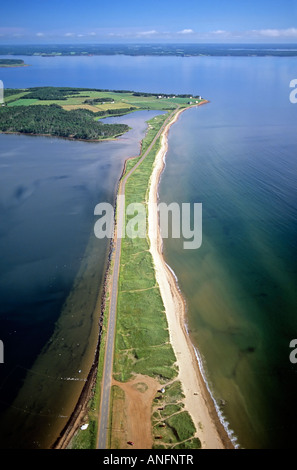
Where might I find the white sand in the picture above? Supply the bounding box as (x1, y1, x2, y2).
(147, 106, 231, 449)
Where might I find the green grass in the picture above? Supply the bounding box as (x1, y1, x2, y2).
(4, 91, 29, 103)
(7, 98, 39, 106)
(69, 419, 97, 449)
(163, 380, 185, 403)
(159, 403, 184, 418)
(173, 438, 201, 449)
(151, 381, 201, 449)
(108, 385, 126, 449)
(69, 296, 110, 449)
(68, 101, 201, 449)
(5, 88, 197, 113)
(166, 412, 196, 442)
(113, 111, 179, 383)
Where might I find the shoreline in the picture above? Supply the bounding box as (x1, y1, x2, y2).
(52, 103, 234, 449)
(147, 104, 234, 449)
(0, 130, 127, 143)
(0, 64, 30, 68)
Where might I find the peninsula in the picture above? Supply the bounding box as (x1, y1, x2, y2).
(0, 87, 231, 449)
(0, 86, 202, 140)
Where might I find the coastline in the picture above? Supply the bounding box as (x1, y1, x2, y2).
(0, 64, 30, 68)
(0, 130, 127, 143)
(52, 103, 234, 450)
(147, 104, 234, 449)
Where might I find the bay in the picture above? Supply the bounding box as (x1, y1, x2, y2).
(0, 110, 162, 448)
(0, 51, 297, 448)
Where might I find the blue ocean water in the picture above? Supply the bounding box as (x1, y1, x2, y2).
(0, 51, 296, 448)
(0, 110, 161, 447)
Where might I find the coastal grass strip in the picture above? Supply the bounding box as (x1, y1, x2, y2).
(68, 296, 110, 449)
(111, 108, 202, 449)
(151, 381, 201, 449)
(108, 385, 127, 449)
(113, 113, 178, 383)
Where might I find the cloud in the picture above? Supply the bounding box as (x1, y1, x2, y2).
(105, 29, 159, 38)
(178, 29, 194, 34)
(2, 25, 296, 43)
(137, 30, 158, 36)
(212, 30, 228, 35)
(200, 27, 297, 41)
(256, 28, 297, 38)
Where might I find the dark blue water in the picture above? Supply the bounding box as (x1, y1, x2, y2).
(0, 110, 161, 448)
(0, 52, 297, 448)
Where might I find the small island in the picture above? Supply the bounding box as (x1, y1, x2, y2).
(0, 59, 29, 67)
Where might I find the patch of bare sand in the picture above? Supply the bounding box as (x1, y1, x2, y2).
(111, 375, 160, 449)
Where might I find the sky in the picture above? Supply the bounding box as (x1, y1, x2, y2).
(1, 0, 297, 44)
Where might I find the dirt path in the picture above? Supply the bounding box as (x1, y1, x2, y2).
(111, 375, 160, 449)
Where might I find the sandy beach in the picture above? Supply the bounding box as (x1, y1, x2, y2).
(147, 105, 233, 449)
(54, 104, 234, 450)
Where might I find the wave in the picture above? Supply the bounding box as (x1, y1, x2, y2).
(165, 260, 240, 449)
(192, 342, 240, 449)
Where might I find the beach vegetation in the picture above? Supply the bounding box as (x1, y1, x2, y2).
(113, 112, 179, 383)
(151, 380, 200, 449)
(110, 109, 201, 449)
(166, 411, 196, 442)
(68, 296, 110, 449)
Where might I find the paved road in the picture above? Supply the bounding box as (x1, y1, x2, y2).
(97, 108, 179, 449)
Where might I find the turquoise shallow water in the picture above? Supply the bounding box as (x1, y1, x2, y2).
(0, 52, 297, 448)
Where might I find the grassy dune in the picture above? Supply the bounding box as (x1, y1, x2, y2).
(112, 111, 201, 449)
(61, 97, 202, 449)
(113, 112, 178, 383)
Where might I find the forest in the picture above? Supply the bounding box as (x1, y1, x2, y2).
(0, 59, 26, 67)
(21, 87, 92, 100)
(0, 104, 130, 140)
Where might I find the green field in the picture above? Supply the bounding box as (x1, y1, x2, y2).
(1, 87, 203, 141)
(8, 98, 39, 106)
(4, 87, 202, 113)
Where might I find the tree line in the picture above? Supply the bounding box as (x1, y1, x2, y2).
(0, 104, 130, 140)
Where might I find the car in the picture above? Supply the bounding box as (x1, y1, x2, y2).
(127, 441, 134, 446)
